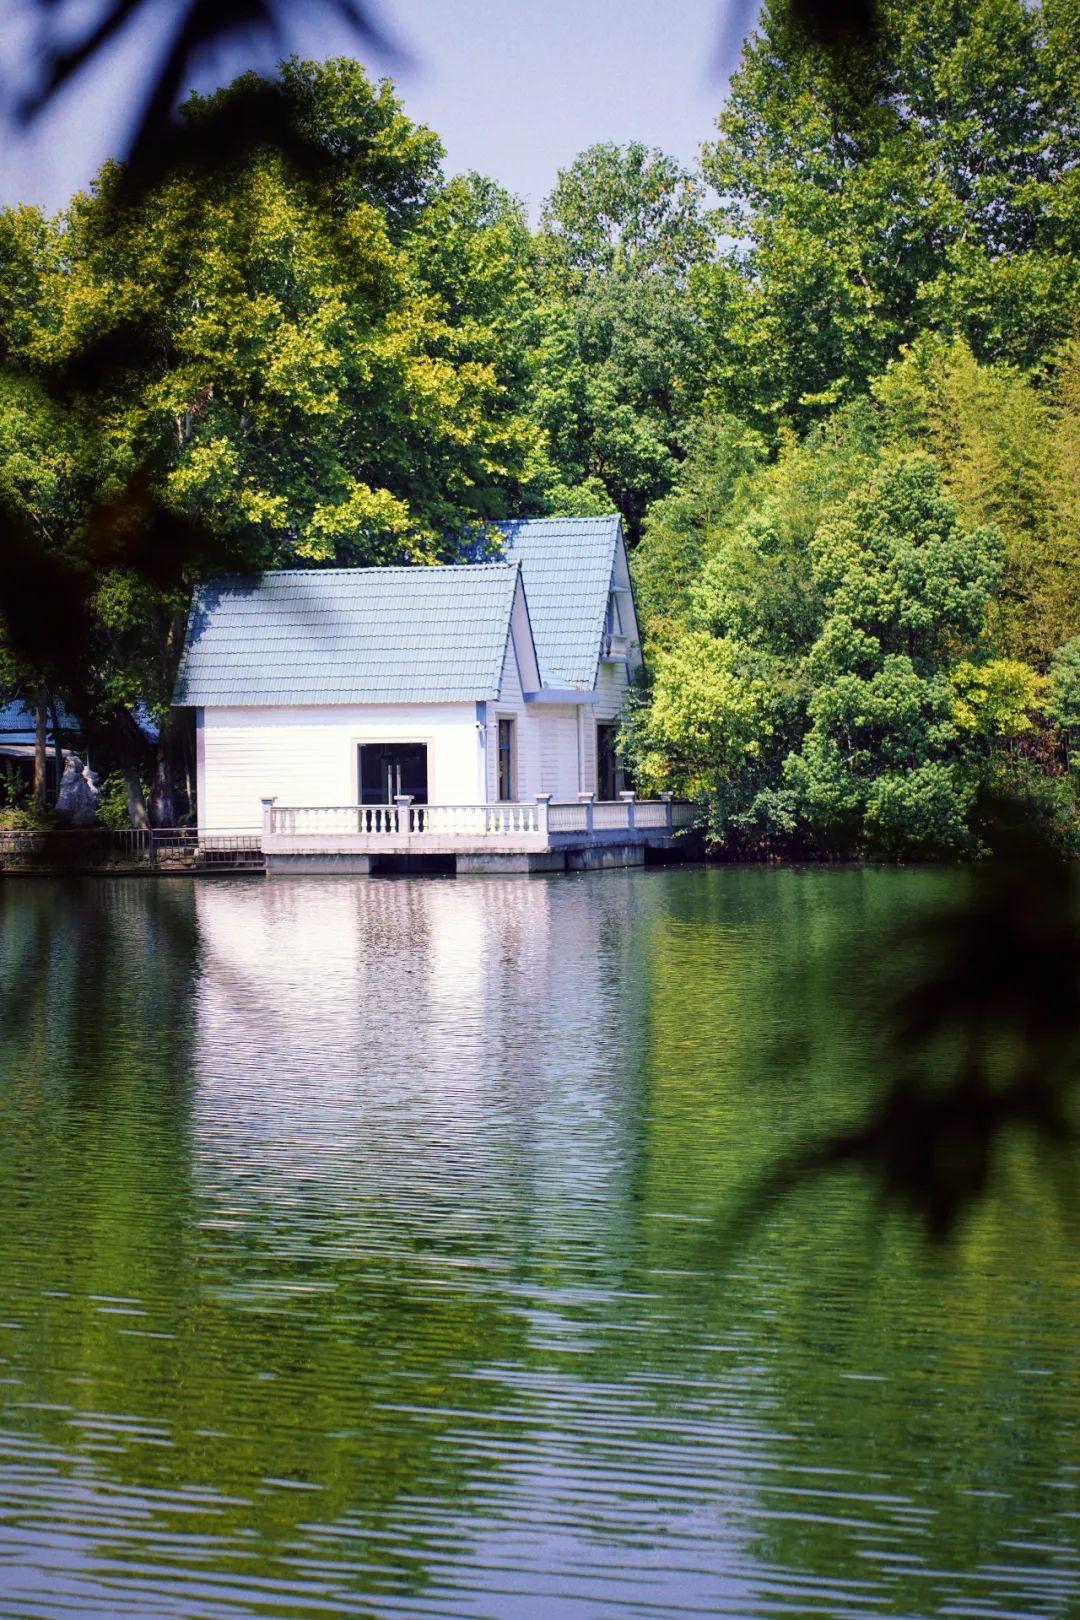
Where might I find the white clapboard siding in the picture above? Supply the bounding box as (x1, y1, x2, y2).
(489, 625, 585, 803)
(198, 703, 479, 831)
(537, 706, 580, 798)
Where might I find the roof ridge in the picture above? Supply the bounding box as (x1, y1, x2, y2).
(200, 561, 517, 581)
(495, 515, 619, 527)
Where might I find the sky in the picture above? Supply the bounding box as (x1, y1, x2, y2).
(0, 0, 737, 218)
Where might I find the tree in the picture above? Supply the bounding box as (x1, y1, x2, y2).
(0, 59, 554, 822)
(528, 272, 703, 539)
(699, 0, 1080, 434)
(539, 141, 712, 279)
(873, 336, 1080, 665)
(627, 422, 1045, 855)
(530, 145, 711, 539)
(631, 414, 767, 641)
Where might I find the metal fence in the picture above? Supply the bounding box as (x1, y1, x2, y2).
(0, 827, 264, 872)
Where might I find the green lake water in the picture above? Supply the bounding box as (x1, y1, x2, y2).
(0, 868, 1077, 1617)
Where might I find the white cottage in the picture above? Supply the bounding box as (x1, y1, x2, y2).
(174, 516, 643, 841)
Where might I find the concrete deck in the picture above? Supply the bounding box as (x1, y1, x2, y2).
(260, 795, 697, 875)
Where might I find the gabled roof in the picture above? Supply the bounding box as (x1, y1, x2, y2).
(495, 515, 621, 688)
(174, 563, 524, 706)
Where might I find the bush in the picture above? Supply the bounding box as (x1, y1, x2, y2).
(0, 803, 57, 831)
(0, 760, 29, 810)
(95, 774, 136, 829)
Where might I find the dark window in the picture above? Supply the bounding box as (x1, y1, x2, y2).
(497, 718, 515, 801)
(597, 722, 621, 800)
(358, 743, 428, 805)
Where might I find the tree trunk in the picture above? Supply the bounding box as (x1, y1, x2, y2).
(48, 695, 64, 797)
(111, 709, 151, 829)
(148, 709, 182, 827)
(146, 604, 193, 828)
(33, 685, 48, 814)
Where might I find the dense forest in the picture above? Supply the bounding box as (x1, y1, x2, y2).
(1, 0, 1078, 853)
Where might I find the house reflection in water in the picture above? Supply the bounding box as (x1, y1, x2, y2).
(190, 874, 654, 1252)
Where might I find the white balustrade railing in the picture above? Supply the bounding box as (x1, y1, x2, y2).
(548, 802, 589, 832)
(262, 797, 693, 843)
(593, 800, 630, 830)
(270, 804, 405, 836)
(411, 802, 542, 836)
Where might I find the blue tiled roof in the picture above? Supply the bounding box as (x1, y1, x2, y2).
(174, 564, 520, 706)
(0, 698, 82, 735)
(495, 515, 620, 688)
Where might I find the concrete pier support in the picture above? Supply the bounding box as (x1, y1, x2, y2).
(455, 850, 567, 875)
(565, 842, 646, 872)
(265, 852, 372, 875)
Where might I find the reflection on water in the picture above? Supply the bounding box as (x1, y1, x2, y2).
(0, 869, 1077, 1618)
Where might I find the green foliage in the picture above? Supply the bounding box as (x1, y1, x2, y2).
(0, 805, 54, 830)
(53, 61, 549, 565)
(950, 660, 1049, 739)
(0, 59, 576, 819)
(0, 760, 29, 811)
(700, 0, 1080, 435)
(873, 336, 1080, 663)
(1049, 637, 1080, 732)
(95, 773, 137, 829)
(632, 416, 767, 638)
(539, 142, 712, 279)
(529, 143, 712, 538)
(527, 260, 703, 540)
(627, 421, 1058, 856)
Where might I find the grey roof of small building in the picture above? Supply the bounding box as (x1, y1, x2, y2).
(0, 698, 82, 735)
(495, 515, 621, 688)
(174, 563, 521, 706)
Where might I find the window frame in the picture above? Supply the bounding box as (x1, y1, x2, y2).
(596, 721, 621, 800)
(496, 715, 516, 802)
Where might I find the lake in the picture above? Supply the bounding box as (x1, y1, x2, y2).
(0, 868, 1077, 1618)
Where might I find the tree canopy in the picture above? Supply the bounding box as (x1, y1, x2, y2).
(0, 4, 1076, 846)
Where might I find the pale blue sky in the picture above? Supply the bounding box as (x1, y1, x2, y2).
(0, 0, 737, 217)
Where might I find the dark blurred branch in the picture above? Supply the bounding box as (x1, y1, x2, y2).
(729, 797, 1080, 1241)
(18, 0, 404, 145)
